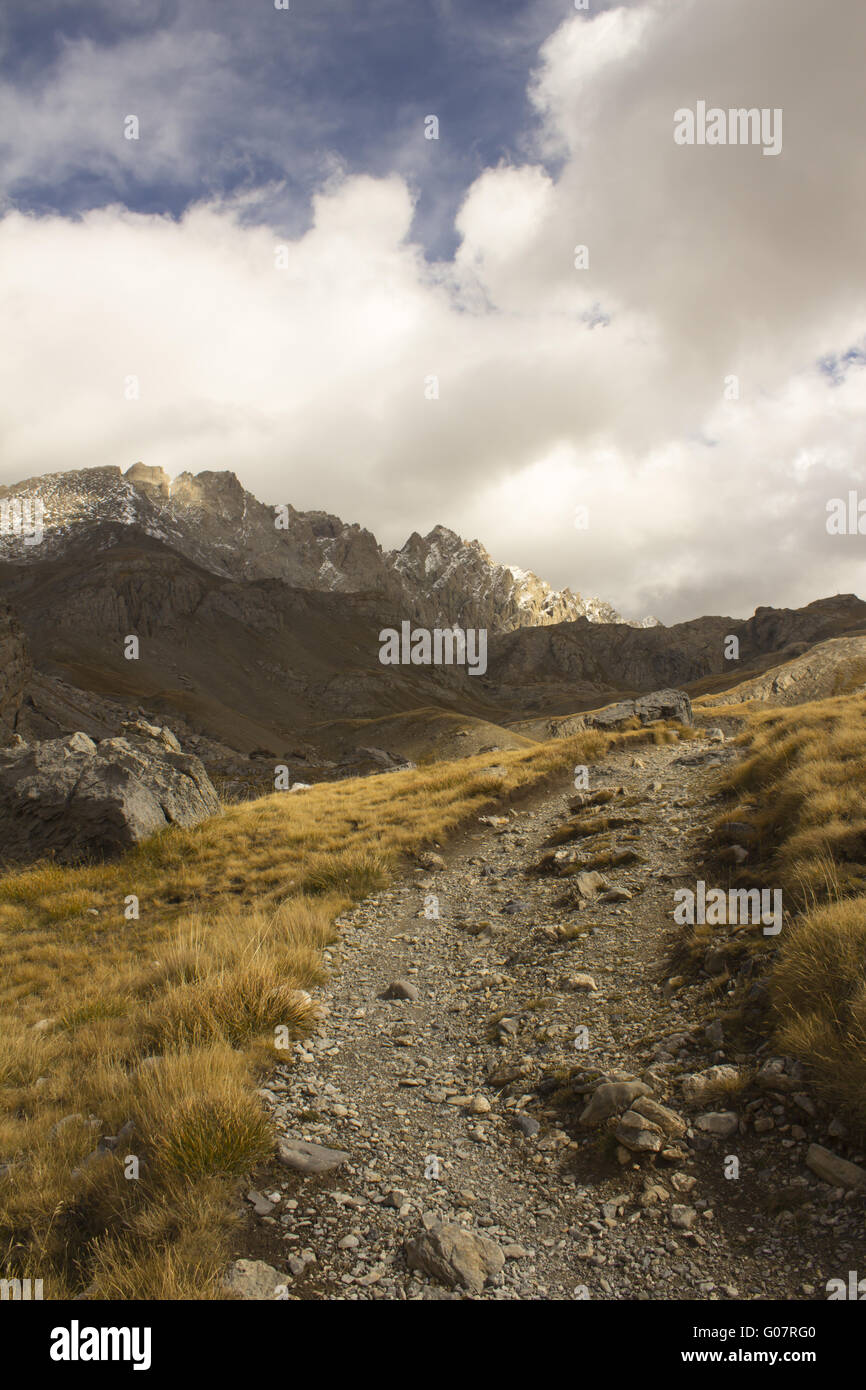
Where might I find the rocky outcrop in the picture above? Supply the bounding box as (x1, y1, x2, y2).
(701, 634, 866, 707)
(0, 601, 30, 742)
(0, 725, 220, 865)
(553, 689, 693, 732)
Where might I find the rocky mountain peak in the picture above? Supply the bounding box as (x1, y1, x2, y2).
(0, 462, 657, 633)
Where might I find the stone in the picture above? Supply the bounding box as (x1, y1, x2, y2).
(574, 871, 608, 899)
(0, 728, 220, 864)
(380, 980, 420, 1002)
(246, 1189, 276, 1217)
(695, 1111, 739, 1138)
(615, 1110, 664, 1153)
(805, 1144, 866, 1190)
(671, 1205, 697, 1230)
(416, 850, 445, 871)
(277, 1139, 349, 1175)
(631, 1095, 687, 1138)
(511, 1113, 540, 1138)
(224, 1259, 287, 1300)
(564, 973, 598, 993)
(681, 1066, 740, 1105)
(579, 690, 693, 731)
(599, 887, 632, 903)
(404, 1221, 505, 1294)
(579, 1080, 651, 1127)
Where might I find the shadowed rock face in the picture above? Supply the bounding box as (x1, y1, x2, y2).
(0, 600, 31, 742)
(0, 726, 220, 865)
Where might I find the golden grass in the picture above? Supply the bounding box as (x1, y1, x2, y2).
(1, 725, 629, 1299)
(711, 690, 866, 1130)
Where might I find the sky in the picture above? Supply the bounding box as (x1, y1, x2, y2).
(1, 0, 864, 622)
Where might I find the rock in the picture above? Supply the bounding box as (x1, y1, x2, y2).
(631, 1095, 687, 1138)
(469, 1095, 491, 1114)
(580, 1080, 651, 1126)
(277, 1139, 349, 1175)
(380, 980, 420, 1002)
(404, 1221, 505, 1294)
(573, 870, 608, 899)
(755, 1058, 797, 1092)
(224, 1259, 287, 1300)
(120, 719, 181, 752)
(511, 1113, 540, 1137)
(48, 1113, 85, 1138)
(805, 1144, 866, 1190)
(681, 1066, 740, 1105)
(0, 729, 220, 864)
(707, 728, 726, 742)
(671, 1205, 697, 1230)
(704, 1018, 725, 1048)
(599, 887, 632, 902)
(416, 850, 445, 871)
(695, 1111, 739, 1138)
(578, 689, 693, 731)
(246, 1189, 276, 1217)
(563, 973, 598, 993)
(615, 1110, 664, 1153)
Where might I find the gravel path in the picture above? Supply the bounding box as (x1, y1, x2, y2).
(236, 732, 865, 1300)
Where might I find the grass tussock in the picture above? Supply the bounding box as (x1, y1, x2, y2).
(1, 723, 638, 1298)
(711, 690, 866, 1132)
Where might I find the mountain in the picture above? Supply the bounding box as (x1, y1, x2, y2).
(0, 463, 656, 632)
(1, 463, 865, 787)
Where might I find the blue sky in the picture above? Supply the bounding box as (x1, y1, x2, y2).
(1, 0, 864, 622)
(1, 0, 580, 253)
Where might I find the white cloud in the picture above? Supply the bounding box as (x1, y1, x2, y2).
(1, 0, 865, 622)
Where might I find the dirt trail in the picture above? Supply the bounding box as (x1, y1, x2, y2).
(240, 732, 863, 1300)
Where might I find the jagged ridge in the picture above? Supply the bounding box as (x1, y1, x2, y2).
(0, 464, 657, 633)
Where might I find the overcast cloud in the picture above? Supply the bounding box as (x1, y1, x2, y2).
(1, 0, 864, 622)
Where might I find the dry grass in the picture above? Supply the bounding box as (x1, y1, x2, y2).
(712, 691, 866, 1130)
(2, 724, 638, 1299)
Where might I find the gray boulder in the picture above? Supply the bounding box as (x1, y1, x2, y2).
(583, 689, 693, 730)
(405, 1222, 505, 1294)
(563, 688, 693, 734)
(0, 727, 220, 864)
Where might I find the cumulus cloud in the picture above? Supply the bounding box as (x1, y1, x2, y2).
(0, 0, 864, 622)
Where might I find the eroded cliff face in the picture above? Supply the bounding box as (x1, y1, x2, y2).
(0, 600, 31, 741)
